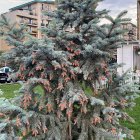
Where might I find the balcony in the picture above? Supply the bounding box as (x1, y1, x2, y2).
(41, 5, 56, 12)
(32, 28, 37, 32)
(19, 19, 38, 27)
(41, 15, 52, 21)
(41, 23, 45, 27)
(31, 28, 38, 34)
(17, 10, 37, 19)
(26, 26, 38, 35)
(41, 6, 52, 12)
(28, 21, 38, 27)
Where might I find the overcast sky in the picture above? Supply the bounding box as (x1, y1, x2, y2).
(0, 0, 137, 24)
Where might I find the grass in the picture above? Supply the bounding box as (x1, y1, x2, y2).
(0, 83, 21, 99)
(0, 83, 140, 139)
(121, 97, 140, 140)
(0, 83, 44, 99)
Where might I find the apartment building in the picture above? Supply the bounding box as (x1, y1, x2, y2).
(120, 22, 137, 41)
(0, 0, 56, 51)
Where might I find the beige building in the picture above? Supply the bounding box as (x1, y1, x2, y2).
(120, 22, 137, 41)
(0, 0, 56, 51)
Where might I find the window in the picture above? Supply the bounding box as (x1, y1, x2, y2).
(123, 24, 127, 29)
(46, 5, 51, 11)
(20, 17, 24, 23)
(29, 27, 32, 32)
(41, 20, 45, 26)
(5, 68, 9, 73)
(0, 68, 4, 72)
(42, 4, 44, 10)
(29, 19, 32, 24)
(28, 5, 32, 11)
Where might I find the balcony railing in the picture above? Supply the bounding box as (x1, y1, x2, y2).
(31, 28, 38, 33)
(41, 15, 52, 21)
(17, 10, 37, 19)
(26, 26, 38, 35)
(41, 6, 52, 11)
(28, 22, 38, 26)
(19, 20, 38, 26)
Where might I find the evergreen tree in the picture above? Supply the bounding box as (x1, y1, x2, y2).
(0, 0, 138, 139)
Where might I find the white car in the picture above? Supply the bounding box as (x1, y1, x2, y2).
(0, 71, 8, 83)
(0, 67, 13, 74)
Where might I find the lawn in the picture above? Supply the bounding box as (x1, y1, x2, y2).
(0, 83, 21, 99)
(0, 83, 44, 99)
(121, 97, 140, 140)
(0, 83, 140, 140)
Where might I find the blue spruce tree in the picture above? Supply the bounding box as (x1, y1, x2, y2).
(0, 0, 138, 139)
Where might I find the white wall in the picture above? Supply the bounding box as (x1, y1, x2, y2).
(117, 43, 133, 75)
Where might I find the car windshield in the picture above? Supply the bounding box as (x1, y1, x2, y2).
(5, 68, 10, 73)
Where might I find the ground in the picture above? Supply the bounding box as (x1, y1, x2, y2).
(121, 97, 140, 140)
(0, 83, 140, 140)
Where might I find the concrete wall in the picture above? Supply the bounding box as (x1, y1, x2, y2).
(117, 42, 140, 75)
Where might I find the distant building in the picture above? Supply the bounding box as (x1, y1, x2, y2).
(0, 0, 56, 51)
(120, 22, 137, 41)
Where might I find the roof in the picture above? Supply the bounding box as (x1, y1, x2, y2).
(10, 0, 55, 11)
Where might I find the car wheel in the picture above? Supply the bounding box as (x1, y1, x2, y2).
(7, 80, 11, 83)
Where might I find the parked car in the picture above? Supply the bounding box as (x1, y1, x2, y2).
(0, 67, 14, 83)
(0, 67, 13, 74)
(0, 71, 8, 83)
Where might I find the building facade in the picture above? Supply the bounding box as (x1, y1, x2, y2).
(120, 22, 137, 41)
(0, 0, 56, 51)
